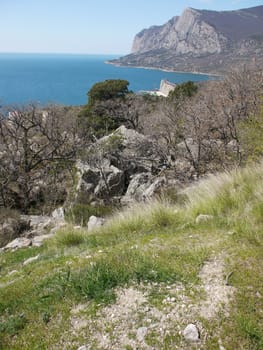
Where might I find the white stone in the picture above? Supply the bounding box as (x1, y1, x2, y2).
(23, 254, 40, 265)
(183, 324, 200, 342)
(87, 216, 105, 231)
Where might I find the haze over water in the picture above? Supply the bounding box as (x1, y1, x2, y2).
(0, 53, 213, 106)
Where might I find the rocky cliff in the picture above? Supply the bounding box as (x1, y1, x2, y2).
(111, 6, 263, 74)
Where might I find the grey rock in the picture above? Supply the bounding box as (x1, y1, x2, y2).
(136, 327, 148, 342)
(195, 214, 214, 224)
(75, 126, 166, 204)
(183, 324, 200, 342)
(0, 217, 30, 248)
(31, 234, 53, 247)
(4, 237, 31, 250)
(94, 165, 124, 198)
(20, 215, 66, 238)
(112, 6, 263, 74)
(122, 173, 166, 204)
(87, 215, 105, 231)
(51, 207, 65, 220)
(132, 8, 223, 55)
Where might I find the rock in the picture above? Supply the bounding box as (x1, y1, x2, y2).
(20, 214, 66, 237)
(183, 324, 200, 342)
(114, 7, 263, 74)
(75, 126, 166, 205)
(87, 216, 105, 231)
(94, 165, 125, 198)
(0, 217, 30, 248)
(195, 214, 214, 224)
(142, 176, 166, 198)
(23, 254, 40, 265)
(4, 237, 31, 250)
(76, 162, 125, 202)
(136, 327, 148, 342)
(122, 173, 166, 204)
(31, 234, 53, 247)
(51, 207, 65, 220)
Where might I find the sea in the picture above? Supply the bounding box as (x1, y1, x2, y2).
(0, 53, 214, 106)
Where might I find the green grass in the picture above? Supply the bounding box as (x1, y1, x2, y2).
(1, 162, 263, 348)
(65, 203, 114, 226)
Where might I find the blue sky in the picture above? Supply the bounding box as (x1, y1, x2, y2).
(1, 0, 262, 54)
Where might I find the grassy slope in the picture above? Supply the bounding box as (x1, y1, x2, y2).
(0, 163, 263, 349)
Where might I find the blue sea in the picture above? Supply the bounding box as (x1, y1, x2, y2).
(0, 53, 213, 106)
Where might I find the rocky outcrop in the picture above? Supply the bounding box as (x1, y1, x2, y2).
(111, 5, 263, 74)
(1, 213, 66, 250)
(0, 217, 30, 248)
(75, 126, 168, 205)
(132, 8, 225, 56)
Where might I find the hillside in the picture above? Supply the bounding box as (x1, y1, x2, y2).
(110, 6, 263, 74)
(1, 162, 263, 349)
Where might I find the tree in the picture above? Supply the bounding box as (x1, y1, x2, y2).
(168, 81, 198, 100)
(0, 104, 81, 213)
(89, 93, 154, 132)
(87, 79, 130, 108)
(78, 79, 131, 138)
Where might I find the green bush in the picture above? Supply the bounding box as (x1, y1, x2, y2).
(51, 228, 86, 247)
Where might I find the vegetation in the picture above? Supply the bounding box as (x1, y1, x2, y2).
(65, 203, 114, 226)
(0, 66, 263, 348)
(87, 79, 130, 106)
(1, 162, 263, 348)
(0, 104, 82, 213)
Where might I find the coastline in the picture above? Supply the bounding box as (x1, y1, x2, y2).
(105, 60, 222, 78)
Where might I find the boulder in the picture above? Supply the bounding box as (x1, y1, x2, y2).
(51, 207, 65, 220)
(4, 237, 31, 250)
(122, 173, 166, 204)
(76, 162, 125, 202)
(75, 126, 167, 205)
(87, 215, 105, 231)
(94, 166, 125, 198)
(100, 125, 160, 172)
(32, 234, 54, 247)
(0, 217, 30, 248)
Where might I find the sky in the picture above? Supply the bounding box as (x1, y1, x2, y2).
(0, 0, 262, 55)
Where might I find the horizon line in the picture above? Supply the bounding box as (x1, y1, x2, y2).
(0, 51, 126, 56)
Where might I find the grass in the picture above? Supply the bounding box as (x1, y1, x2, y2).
(65, 203, 115, 226)
(1, 162, 263, 348)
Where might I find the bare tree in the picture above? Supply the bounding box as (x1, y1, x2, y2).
(0, 104, 81, 213)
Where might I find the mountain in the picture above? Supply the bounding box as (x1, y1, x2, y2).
(111, 6, 263, 74)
